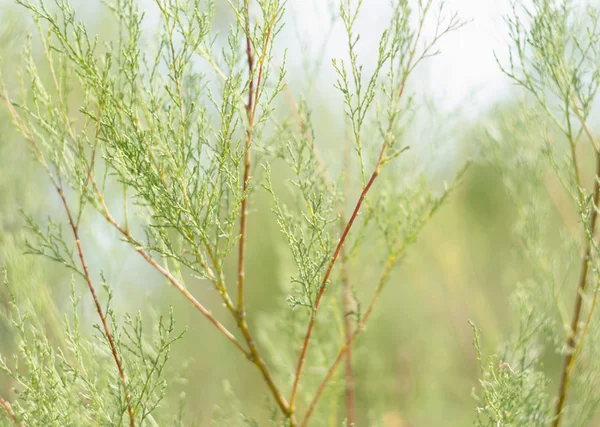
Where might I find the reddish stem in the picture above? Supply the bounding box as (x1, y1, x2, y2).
(55, 186, 135, 427)
(289, 143, 387, 410)
(553, 149, 600, 426)
(0, 397, 24, 427)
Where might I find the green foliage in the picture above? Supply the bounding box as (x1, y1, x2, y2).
(0, 272, 184, 426)
(0, 0, 467, 425)
(471, 320, 553, 426)
(470, 0, 600, 426)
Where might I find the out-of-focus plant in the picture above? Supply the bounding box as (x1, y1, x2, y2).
(0, 0, 465, 425)
(473, 0, 600, 426)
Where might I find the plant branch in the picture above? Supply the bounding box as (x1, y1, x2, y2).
(237, 0, 274, 314)
(1, 91, 135, 427)
(340, 238, 356, 426)
(88, 157, 296, 422)
(237, 0, 254, 316)
(55, 186, 135, 427)
(229, 2, 295, 421)
(553, 148, 600, 426)
(282, 63, 358, 423)
(289, 56, 415, 410)
(289, 140, 393, 410)
(0, 396, 24, 427)
(340, 138, 356, 425)
(299, 170, 461, 426)
(301, 254, 396, 427)
(92, 188, 250, 358)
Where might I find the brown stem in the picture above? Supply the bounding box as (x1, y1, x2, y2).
(237, 0, 274, 311)
(55, 186, 135, 427)
(284, 78, 357, 423)
(301, 255, 397, 426)
(553, 149, 600, 426)
(94, 193, 250, 358)
(237, 0, 255, 314)
(1, 91, 135, 427)
(0, 397, 24, 427)
(288, 45, 416, 409)
(289, 143, 388, 410)
(340, 141, 356, 426)
(340, 241, 357, 426)
(234, 5, 295, 422)
(95, 184, 299, 423)
(299, 171, 461, 426)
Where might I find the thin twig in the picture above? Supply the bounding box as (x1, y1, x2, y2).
(289, 143, 388, 410)
(301, 255, 396, 427)
(56, 186, 136, 427)
(340, 139, 356, 426)
(338, 131, 356, 427)
(237, 0, 275, 314)
(237, 0, 276, 312)
(237, 0, 255, 316)
(0, 396, 24, 427)
(282, 61, 358, 424)
(1, 91, 136, 427)
(553, 149, 600, 426)
(91, 168, 298, 420)
(340, 240, 356, 426)
(93, 189, 250, 357)
(287, 8, 432, 400)
(289, 64, 414, 413)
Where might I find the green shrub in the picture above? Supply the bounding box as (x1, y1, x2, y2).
(0, 0, 465, 425)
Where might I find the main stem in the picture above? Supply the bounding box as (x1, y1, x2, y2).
(553, 149, 600, 426)
(234, 3, 296, 423)
(237, 0, 254, 314)
(101, 190, 295, 421)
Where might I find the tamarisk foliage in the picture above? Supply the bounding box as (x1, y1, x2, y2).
(0, 0, 465, 425)
(472, 0, 600, 426)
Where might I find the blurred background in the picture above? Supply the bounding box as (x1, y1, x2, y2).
(0, 0, 582, 426)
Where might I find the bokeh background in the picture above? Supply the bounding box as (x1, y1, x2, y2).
(0, 0, 585, 425)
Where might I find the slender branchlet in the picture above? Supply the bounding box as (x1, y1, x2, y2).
(289, 139, 396, 410)
(554, 150, 600, 425)
(300, 165, 465, 426)
(1, 0, 466, 424)
(340, 150, 356, 425)
(90, 174, 295, 420)
(238, 0, 279, 314)
(56, 187, 136, 427)
(281, 64, 358, 423)
(289, 1, 465, 411)
(237, 0, 255, 316)
(340, 242, 356, 426)
(235, 0, 295, 420)
(495, 1, 600, 425)
(0, 89, 136, 427)
(0, 396, 23, 427)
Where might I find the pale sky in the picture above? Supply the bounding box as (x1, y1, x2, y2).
(285, 0, 516, 117)
(0, 0, 517, 114)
